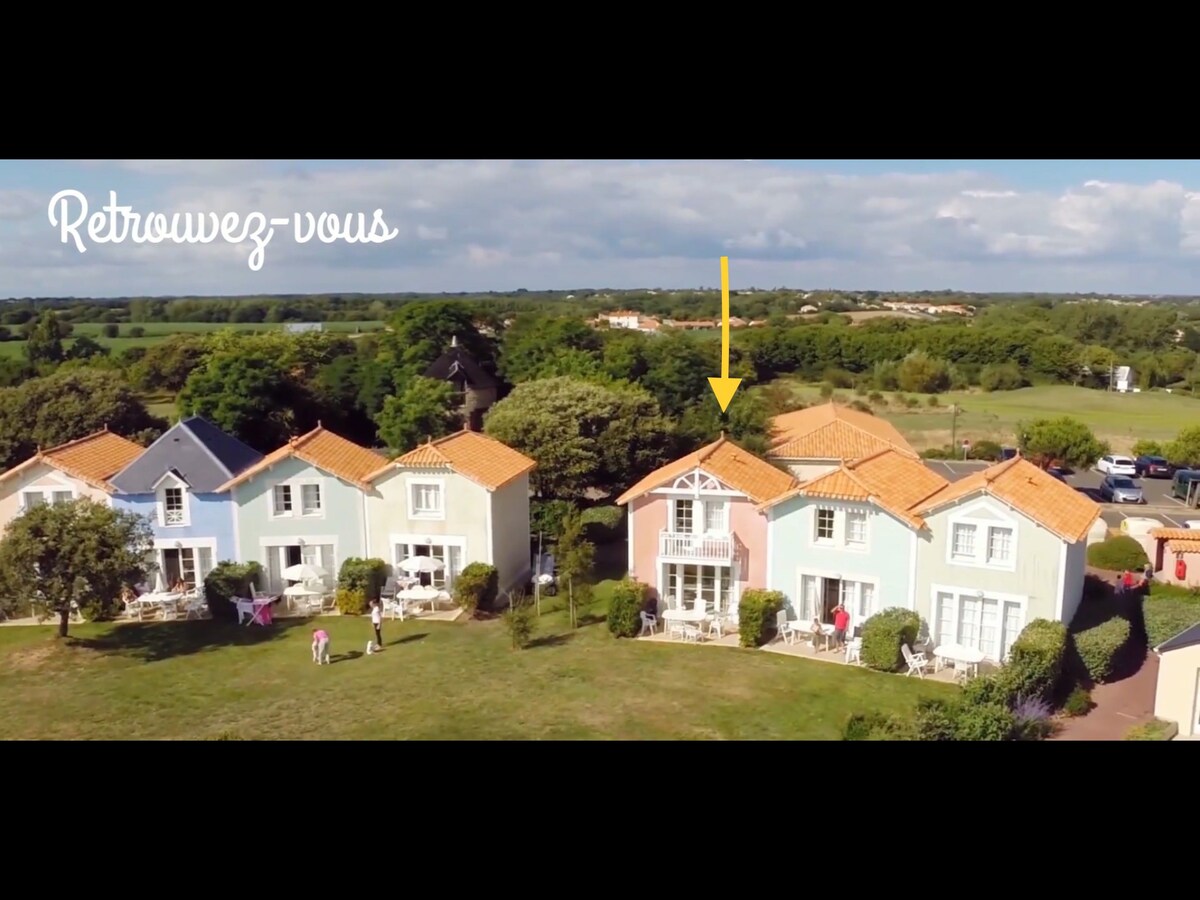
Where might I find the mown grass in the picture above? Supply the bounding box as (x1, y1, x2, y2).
(776, 382, 1200, 453)
(0, 321, 386, 359)
(0, 586, 953, 740)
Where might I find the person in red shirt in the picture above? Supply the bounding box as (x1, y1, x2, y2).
(832, 603, 851, 650)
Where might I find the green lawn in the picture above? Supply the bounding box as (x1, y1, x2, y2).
(777, 383, 1200, 453)
(0, 321, 386, 359)
(0, 591, 952, 740)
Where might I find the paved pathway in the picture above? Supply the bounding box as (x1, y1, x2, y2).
(1052, 652, 1158, 740)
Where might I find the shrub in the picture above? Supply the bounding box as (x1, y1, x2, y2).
(819, 382, 834, 398)
(335, 587, 367, 616)
(579, 505, 626, 544)
(500, 590, 536, 649)
(1144, 583, 1200, 647)
(955, 702, 1017, 741)
(912, 698, 960, 741)
(1072, 616, 1133, 683)
(453, 562, 498, 613)
(530, 499, 577, 538)
(842, 712, 914, 741)
(968, 439, 1003, 461)
(867, 390, 884, 404)
(128, 326, 145, 338)
(1130, 439, 1163, 458)
(1006, 619, 1068, 702)
(823, 367, 855, 389)
(338, 557, 389, 601)
(204, 561, 265, 622)
(979, 362, 1027, 392)
(606, 578, 649, 638)
(961, 672, 1016, 708)
(926, 395, 939, 407)
(847, 400, 873, 413)
(1063, 685, 1093, 717)
(1086, 535, 1149, 572)
(1011, 695, 1055, 740)
(737, 589, 786, 648)
(860, 607, 921, 671)
(1124, 718, 1178, 741)
(101, 323, 119, 338)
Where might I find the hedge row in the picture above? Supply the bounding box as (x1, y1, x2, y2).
(860, 607, 921, 671)
(1072, 617, 1134, 683)
(1085, 535, 1149, 572)
(738, 590, 786, 647)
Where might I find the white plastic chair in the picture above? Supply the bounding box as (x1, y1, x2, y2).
(639, 611, 658, 636)
(901, 643, 929, 678)
(776, 610, 801, 645)
(845, 637, 863, 665)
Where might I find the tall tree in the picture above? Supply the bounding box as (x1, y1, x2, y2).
(382, 302, 494, 383)
(556, 509, 594, 629)
(0, 498, 153, 637)
(1017, 416, 1107, 470)
(24, 310, 69, 366)
(374, 376, 458, 451)
(178, 352, 303, 451)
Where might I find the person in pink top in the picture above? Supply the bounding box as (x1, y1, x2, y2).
(312, 628, 331, 665)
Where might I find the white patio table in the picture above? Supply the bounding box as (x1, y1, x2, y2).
(399, 586, 440, 613)
(662, 607, 707, 639)
(136, 591, 182, 617)
(933, 643, 987, 678)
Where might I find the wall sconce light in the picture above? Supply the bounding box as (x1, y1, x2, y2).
(832, 573, 842, 581)
(975, 590, 985, 599)
(297, 538, 306, 547)
(426, 537, 434, 545)
(174, 541, 183, 549)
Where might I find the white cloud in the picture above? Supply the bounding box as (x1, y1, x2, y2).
(5, 160, 1200, 295)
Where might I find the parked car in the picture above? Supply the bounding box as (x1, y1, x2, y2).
(1134, 455, 1173, 478)
(1172, 469, 1200, 501)
(1099, 475, 1144, 504)
(1096, 454, 1137, 476)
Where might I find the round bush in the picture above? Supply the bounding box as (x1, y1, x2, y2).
(1063, 685, 1093, 717)
(953, 702, 1017, 741)
(1072, 616, 1133, 683)
(860, 607, 921, 671)
(1006, 619, 1068, 702)
(1086, 535, 1149, 572)
(335, 587, 368, 616)
(606, 578, 649, 638)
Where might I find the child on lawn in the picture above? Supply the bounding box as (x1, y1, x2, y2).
(312, 628, 330, 664)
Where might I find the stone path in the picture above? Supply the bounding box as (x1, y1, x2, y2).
(1052, 652, 1158, 741)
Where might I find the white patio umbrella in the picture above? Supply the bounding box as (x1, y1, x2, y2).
(397, 556, 444, 575)
(153, 569, 166, 593)
(282, 563, 328, 581)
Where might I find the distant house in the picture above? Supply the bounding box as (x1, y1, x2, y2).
(423, 338, 499, 432)
(1114, 366, 1135, 392)
(284, 322, 324, 334)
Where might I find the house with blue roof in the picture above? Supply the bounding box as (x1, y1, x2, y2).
(109, 416, 262, 589)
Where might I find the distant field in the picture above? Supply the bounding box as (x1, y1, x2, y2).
(776, 383, 1200, 453)
(0, 321, 386, 359)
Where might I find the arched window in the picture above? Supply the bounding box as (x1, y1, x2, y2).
(671, 470, 722, 492)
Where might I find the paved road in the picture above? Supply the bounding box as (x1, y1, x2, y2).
(922, 459, 1198, 530)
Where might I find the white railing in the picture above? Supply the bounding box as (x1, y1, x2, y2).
(658, 531, 734, 561)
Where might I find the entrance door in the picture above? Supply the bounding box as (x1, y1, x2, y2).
(822, 578, 840, 623)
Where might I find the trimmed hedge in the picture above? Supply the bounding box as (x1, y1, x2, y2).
(1072, 616, 1133, 683)
(1086, 535, 1149, 572)
(338, 557, 389, 601)
(607, 579, 650, 638)
(204, 561, 265, 622)
(335, 587, 368, 616)
(1144, 583, 1200, 648)
(1006, 618, 1068, 702)
(842, 712, 914, 741)
(860, 607, 921, 671)
(579, 505, 626, 544)
(453, 562, 499, 613)
(910, 696, 1018, 742)
(737, 589, 786, 648)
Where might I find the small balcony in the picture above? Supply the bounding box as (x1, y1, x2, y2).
(658, 531, 734, 562)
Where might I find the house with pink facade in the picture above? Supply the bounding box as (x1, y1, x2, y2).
(616, 435, 797, 618)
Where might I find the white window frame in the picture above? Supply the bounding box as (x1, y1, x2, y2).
(668, 497, 729, 536)
(408, 478, 446, 521)
(814, 507, 836, 544)
(152, 473, 191, 528)
(930, 584, 1028, 662)
(844, 508, 869, 550)
(389, 532, 466, 589)
(662, 562, 735, 614)
(270, 478, 325, 519)
(152, 537, 218, 589)
(794, 567, 882, 624)
(256, 535, 340, 593)
(21, 474, 79, 511)
(944, 502, 1019, 572)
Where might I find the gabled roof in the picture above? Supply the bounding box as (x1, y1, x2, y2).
(1154, 621, 1200, 654)
(912, 456, 1100, 543)
(0, 429, 145, 493)
(366, 430, 535, 491)
(1148, 528, 1200, 554)
(766, 401, 918, 461)
(616, 435, 797, 506)
(423, 344, 497, 390)
(215, 425, 382, 492)
(758, 448, 949, 529)
(109, 416, 262, 495)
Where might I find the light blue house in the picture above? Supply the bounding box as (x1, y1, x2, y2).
(759, 449, 950, 627)
(109, 417, 262, 589)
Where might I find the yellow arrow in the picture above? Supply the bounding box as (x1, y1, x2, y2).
(707, 255, 743, 412)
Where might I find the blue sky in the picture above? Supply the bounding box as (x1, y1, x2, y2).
(2, 159, 1200, 297)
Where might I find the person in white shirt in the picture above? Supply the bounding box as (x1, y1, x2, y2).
(370, 600, 383, 651)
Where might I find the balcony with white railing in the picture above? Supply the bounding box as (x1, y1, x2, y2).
(658, 531, 735, 562)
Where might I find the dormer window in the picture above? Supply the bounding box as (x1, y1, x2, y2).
(155, 475, 190, 527)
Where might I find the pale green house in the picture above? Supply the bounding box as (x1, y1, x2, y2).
(216, 426, 384, 592)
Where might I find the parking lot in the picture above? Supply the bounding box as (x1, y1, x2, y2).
(922, 459, 1198, 530)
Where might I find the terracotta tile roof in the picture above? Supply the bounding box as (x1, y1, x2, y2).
(766, 402, 917, 461)
(0, 429, 144, 493)
(758, 448, 948, 528)
(1148, 528, 1198, 542)
(1166, 539, 1200, 554)
(913, 456, 1100, 543)
(215, 425, 381, 491)
(616, 434, 797, 506)
(366, 430, 536, 491)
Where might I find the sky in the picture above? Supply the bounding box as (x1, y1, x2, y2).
(2, 159, 1200, 298)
